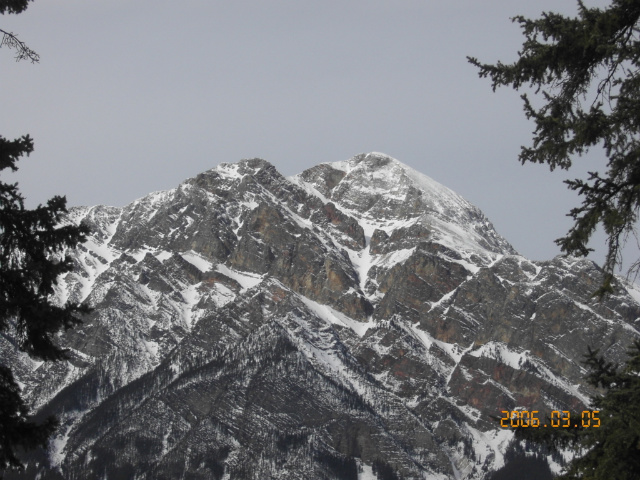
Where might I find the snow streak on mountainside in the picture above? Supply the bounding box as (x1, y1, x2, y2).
(2, 153, 639, 480)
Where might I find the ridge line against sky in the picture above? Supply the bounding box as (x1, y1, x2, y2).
(2, 0, 628, 271)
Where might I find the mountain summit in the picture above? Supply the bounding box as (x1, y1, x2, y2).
(3, 153, 639, 479)
(294, 152, 515, 257)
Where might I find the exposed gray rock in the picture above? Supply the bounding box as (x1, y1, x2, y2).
(3, 153, 639, 480)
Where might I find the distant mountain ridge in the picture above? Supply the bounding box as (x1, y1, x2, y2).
(3, 152, 639, 479)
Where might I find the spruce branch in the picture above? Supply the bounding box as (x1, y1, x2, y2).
(0, 28, 38, 63)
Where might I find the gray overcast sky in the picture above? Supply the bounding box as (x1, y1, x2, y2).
(3, 0, 630, 271)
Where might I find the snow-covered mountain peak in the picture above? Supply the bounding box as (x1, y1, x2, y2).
(294, 152, 516, 259)
(327, 152, 463, 204)
(209, 157, 275, 180)
(8, 154, 640, 480)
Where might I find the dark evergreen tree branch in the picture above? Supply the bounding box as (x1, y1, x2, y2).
(0, 365, 57, 470)
(0, 135, 90, 471)
(0, 0, 31, 15)
(468, 0, 640, 296)
(0, 1, 84, 472)
(0, 28, 38, 63)
(0, 0, 38, 63)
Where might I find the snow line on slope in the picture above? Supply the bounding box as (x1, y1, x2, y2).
(181, 251, 214, 272)
(216, 264, 264, 292)
(295, 294, 373, 337)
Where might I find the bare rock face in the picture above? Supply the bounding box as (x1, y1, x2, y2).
(3, 153, 640, 480)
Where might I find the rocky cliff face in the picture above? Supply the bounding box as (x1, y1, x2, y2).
(3, 153, 639, 479)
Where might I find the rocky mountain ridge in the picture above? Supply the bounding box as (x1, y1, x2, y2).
(3, 152, 639, 479)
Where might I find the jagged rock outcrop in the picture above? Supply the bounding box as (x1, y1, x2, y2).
(3, 152, 639, 479)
